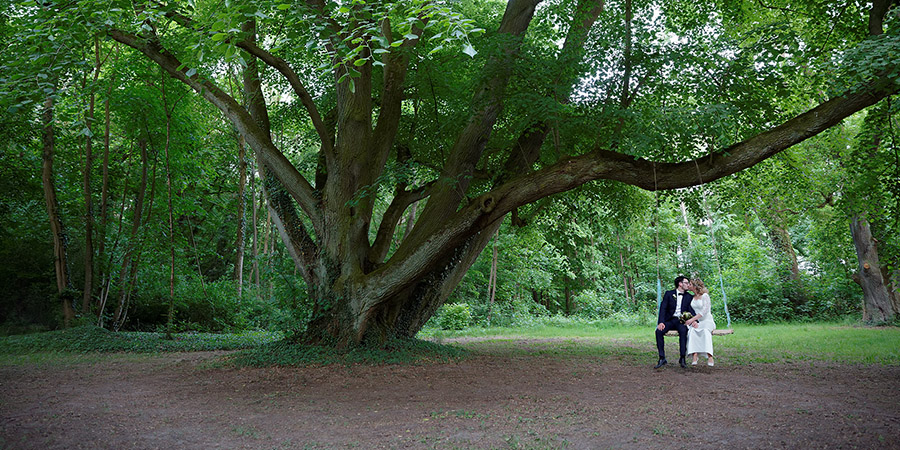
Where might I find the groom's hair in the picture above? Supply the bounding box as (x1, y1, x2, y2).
(673, 276, 688, 289)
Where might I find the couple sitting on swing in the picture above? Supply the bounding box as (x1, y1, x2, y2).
(654, 276, 716, 369)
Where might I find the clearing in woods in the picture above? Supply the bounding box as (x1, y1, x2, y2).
(1, 337, 898, 449)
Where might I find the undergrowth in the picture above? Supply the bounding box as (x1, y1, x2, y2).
(230, 337, 469, 367)
(0, 325, 280, 354)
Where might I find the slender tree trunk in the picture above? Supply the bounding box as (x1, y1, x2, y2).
(486, 229, 498, 323)
(680, 201, 693, 248)
(264, 199, 273, 299)
(235, 134, 247, 298)
(770, 222, 807, 306)
(251, 158, 260, 289)
(112, 138, 149, 330)
(754, 198, 807, 307)
(850, 215, 895, 323)
(97, 62, 113, 323)
(97, 157, 131, 327)
(162, 89, 177, 339)
(41, 94, 74, 327)
(96, 53, 115, 319)
(615, 230, 630, 304)
(81, 38, 103, 315)
(185, 215, 208, 296)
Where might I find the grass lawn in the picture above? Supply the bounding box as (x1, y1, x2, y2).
(423, 322, 900, 365)
(1, 321, 897, 367)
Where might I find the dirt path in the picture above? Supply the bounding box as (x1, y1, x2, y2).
(1, 340, 898, 449)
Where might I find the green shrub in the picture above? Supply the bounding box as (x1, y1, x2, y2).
(572, 290, 614, 318)
(435, 303, 472, 330)
(124, 277, 289, 333)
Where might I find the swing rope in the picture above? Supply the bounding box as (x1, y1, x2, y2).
(653, 163, 663, 310)
(693, 160, 732, 328)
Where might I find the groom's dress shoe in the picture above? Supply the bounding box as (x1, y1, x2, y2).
(679, 357, 687, 368)
(654, 358, 667, 369)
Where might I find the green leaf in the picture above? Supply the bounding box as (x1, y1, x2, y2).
(211, 33, 228, 42)
(353, 58, 368, 66)
(462, 44, 476, 58)
(277, 4, 290, 10)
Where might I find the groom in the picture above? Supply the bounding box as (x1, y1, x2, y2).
(654, 276, 696, 369)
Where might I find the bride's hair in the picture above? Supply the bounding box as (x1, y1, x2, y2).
(691, 278, 708, 295)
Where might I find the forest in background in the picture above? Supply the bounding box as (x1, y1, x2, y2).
(1, 0, 898, 337)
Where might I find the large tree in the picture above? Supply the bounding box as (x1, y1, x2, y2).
(14, 0, 899, 344)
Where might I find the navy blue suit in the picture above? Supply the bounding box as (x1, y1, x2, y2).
(655, 290, 696, 360)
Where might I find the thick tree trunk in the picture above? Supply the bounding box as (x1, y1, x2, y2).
(41, 95, 74, 327)
(850, 215, 895, 323)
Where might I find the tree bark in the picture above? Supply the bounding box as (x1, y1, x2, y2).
(112, 138, 149, 330)
(252, 158, 260, 289)
(487, 230, 499, 324)
(163, 103, 177, 339)
(850, 215, 895, 322)
(615, 230, 631, 304)
(96, 47, 116, 319)
(754, 201, 807, 307)
(235, 134, 247, 298)
(81, 38, 101, 315)
(41, 94, 75, 327)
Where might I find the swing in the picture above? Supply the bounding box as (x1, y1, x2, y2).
(652, 162, 734, 337)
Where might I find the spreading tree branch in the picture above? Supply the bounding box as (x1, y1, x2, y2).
(108, 29, 324, 235)
(364, 71, 899, 305)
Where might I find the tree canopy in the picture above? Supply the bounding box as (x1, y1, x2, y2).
(2, 0, 899, 343)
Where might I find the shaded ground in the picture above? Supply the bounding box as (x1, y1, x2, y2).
(1, 338, 898, 449)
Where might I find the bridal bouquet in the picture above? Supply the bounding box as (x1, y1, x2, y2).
(679, 312, 693, 324)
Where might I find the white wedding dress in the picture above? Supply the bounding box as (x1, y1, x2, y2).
(687, 293, 716, 356)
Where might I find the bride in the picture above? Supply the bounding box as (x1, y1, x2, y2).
(687, 278, 716, 366)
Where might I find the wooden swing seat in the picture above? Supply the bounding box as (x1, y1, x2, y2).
(664, 328, 733, 337)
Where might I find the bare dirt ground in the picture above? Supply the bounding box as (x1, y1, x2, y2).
(1, 338, 898, 449)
